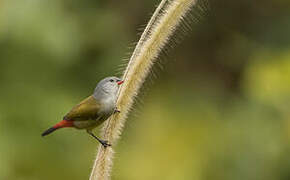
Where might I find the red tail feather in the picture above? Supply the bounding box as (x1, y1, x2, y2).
(53, 120, 74, 129)
(42, 120, 74, 137)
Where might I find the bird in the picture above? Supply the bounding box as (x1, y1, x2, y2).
(41, 76, 124, 147)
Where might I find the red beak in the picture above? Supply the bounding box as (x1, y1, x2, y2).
(117, 80, 124, 85)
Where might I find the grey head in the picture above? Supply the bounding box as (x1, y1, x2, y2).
(93, 76, 123, 101)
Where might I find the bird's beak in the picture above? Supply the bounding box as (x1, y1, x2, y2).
(117, 80, 124, 85)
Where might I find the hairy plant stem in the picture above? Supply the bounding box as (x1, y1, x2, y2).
(89, 0, 197, 179)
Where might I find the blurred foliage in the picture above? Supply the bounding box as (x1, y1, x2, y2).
(0, 0, 290, 179)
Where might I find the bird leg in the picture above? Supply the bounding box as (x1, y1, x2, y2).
(114, 107, 121, 114)
(87, 130, 111, 148)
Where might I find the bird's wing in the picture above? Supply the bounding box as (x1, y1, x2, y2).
(64, 96, 101, 121)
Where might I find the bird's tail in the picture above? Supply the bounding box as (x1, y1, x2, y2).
(41, 120, 74, 136)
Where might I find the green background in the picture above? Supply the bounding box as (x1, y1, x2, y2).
(1, 0, 290, 179)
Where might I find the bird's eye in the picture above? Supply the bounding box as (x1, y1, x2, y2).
(110, 79, 114, 82)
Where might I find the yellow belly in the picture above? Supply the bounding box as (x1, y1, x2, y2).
(73, 120, 102, 129)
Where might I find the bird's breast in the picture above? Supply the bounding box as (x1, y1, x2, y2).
(99, 96, 116, 115)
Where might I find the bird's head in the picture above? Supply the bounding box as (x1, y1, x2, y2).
(94, 76, 124, 98)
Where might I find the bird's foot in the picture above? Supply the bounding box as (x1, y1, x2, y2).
(87, 130, 111, 148)
(99, 140, 111, 148)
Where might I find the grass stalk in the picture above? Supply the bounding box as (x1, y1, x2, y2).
(89, 0, 197, 179)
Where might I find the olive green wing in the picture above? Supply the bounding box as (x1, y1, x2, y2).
(64, 96, 101, 121)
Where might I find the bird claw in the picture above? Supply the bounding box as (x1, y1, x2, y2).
(87, 131, 111, 148)
(100, 140, 111, 148)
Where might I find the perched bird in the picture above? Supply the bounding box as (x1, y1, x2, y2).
(41, 76, 124, 147)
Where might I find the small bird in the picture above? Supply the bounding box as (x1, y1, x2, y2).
(42, 76, 124, 147)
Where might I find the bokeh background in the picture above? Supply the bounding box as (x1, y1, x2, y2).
(1, 0, 290, 179)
